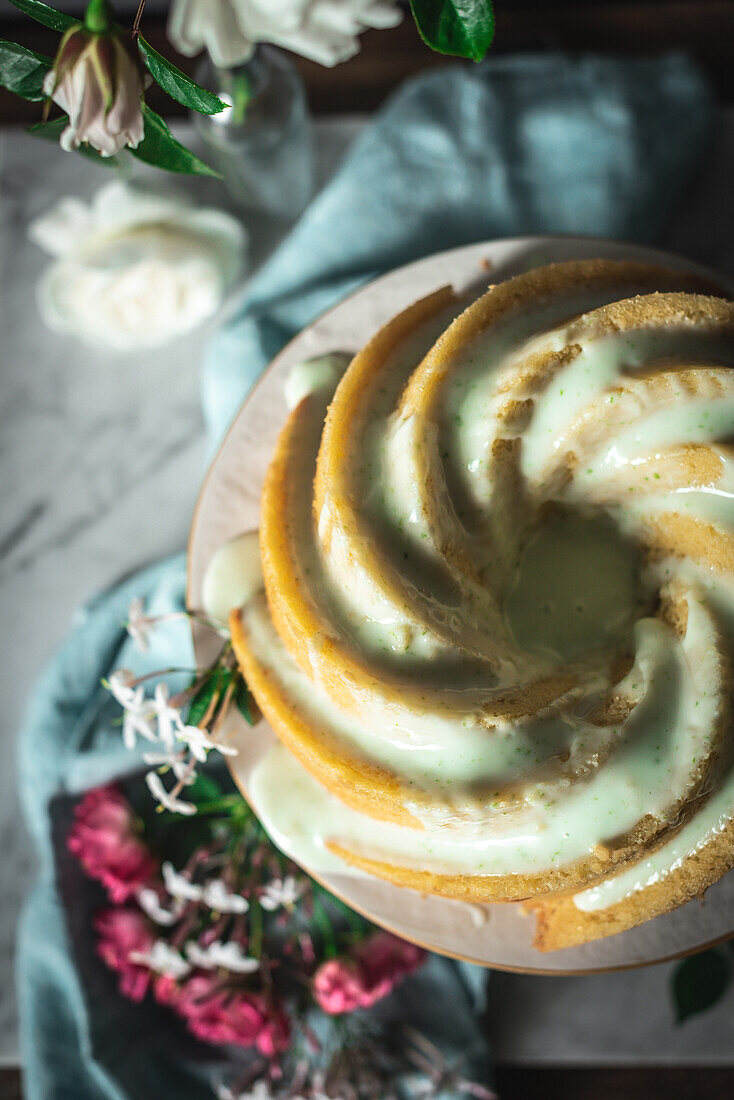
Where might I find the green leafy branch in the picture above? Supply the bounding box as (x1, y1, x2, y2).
(0, 0, 497, 178)
(1, 0, 225, 175)
(187, 656, 257, 729)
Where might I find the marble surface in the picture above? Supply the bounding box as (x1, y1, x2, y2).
(0, 116, 360, 1065)
(2, 110, 734, 1067)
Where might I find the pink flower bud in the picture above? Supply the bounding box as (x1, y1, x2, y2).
(44, 26, 145, 157)
(68, 784, 158, 903)
(312, 958, 372, 1015)
(171, 973, 290, 1055)
(152, 972, 184, 1009)
(312, 931, 426, 1015)
(94, 907, 156, 1002)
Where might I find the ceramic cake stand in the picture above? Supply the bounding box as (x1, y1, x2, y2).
(188, 235, 734, 973)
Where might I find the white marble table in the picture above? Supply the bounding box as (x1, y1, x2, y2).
(2, 111, 734, 1067)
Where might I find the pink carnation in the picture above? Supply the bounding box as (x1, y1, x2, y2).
(313, 932, 425, 1015)
(175, 972, 290, 1055)
(94, 907, 156, 1002)
(312, 958, 372, 1014)
(68, 785, 157, 902)
(153, 973, 184, 1010)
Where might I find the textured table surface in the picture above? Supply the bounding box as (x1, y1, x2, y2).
(1, 112, 734, 1067)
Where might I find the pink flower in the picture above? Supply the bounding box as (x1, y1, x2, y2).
(94, 907, 156, 1002)
(313, 932, 425, 1015)
(44, 25, 145, 157)
(68, 785, 157, 903)
(358, 930, 426, 986)
(175, 973, 290, 1054)
(255, 1005, 291, 1058)
(312, 958, 372, 1015)
(153, 973, 185, 1010)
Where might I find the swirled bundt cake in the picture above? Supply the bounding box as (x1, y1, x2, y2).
(229, 259, 734, 949)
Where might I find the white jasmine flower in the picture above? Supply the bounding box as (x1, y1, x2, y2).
(168, 0, 402, 70)
(130, 939, 191, 978)
(241, 1084, 277, 1100)
(120, 688, 157, 750)
(185, 939, 260, 973)
(126, 596, 155, 651)
(142, 749, 193, 783)
(106, 668, 158, 748)
(136, 887, 186, 927)
(259, 875, 304, 911)
(29, 181, 246, 351)
(162, 861, 204, 903)
(146, 771, 197, 816)
(217, 1082, 275, 1100)
(153, 683, 183, 750)
(107, 668, 137, 708)
(44, 26, 145, 157)
(176, 723, 238, 762)
(202, 878, 249, 914)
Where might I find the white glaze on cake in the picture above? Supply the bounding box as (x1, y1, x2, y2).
(206, 273, 734, 918)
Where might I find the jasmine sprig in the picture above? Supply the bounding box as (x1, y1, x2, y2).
(106, 597, 259, 816)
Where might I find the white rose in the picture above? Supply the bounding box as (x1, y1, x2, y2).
(29, 181, 246, 351)
(168, 0, 402, 70)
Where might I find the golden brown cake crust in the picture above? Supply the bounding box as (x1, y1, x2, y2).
(527, 815, 734, 952)
(229, 604, 421, 829)
(231, 257, 734, 944)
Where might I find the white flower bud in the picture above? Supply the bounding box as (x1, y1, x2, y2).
(44, 25, 145, 157)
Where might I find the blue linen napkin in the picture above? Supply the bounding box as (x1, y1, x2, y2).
(203, 51, 712, 444)
(17, 51, 712, 1100)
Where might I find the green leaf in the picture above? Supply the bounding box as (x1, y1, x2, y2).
(672, 947, 732, 1024)
(131, 104, 221, 177)
(27, 114, 121, 166)
(409, 0, 495, 61)
(0, 39, 52, 101)
(235, 677, 257, 726)
(186, 771, 224, 806)
(8, 0, 77, 34)
(187, 680, 215, 727)
(138, 37, 226, 116)
(28, 115, 66, 140)
(187, 667, 232, 727)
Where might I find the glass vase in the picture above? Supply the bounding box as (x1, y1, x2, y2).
(194, 46, 315, 224)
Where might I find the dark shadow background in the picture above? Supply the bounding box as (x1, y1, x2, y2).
(1, 0, 733, 123)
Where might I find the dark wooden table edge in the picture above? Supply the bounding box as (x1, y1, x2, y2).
(4, 1063, 734, 1099)
(2, 4, 734, 124)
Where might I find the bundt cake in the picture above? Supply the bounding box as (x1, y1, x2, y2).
(225, 259, 734, 949)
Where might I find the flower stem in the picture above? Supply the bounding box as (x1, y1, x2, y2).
(194, 795, 246, 816)
(84, 0, 114, 34)
(231, 72, 253, 125)
(249, 899, 264, 959)
(210, 677, 236, 737)
(131, 0, 147, 38)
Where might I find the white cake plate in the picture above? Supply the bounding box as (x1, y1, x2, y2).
(188, 235, 734, 973)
